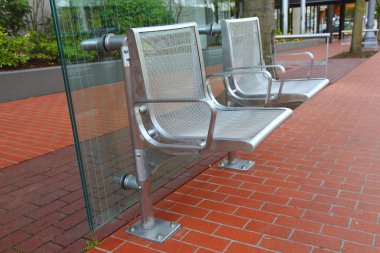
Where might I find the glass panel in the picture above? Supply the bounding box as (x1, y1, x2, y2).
(50, 0, 230, 230)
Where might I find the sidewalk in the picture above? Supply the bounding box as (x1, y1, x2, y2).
(0, 40, 360, 170)
(0, 93, 72, 169)
(90, 51, 380, 252)
(0, 42, 377, 253)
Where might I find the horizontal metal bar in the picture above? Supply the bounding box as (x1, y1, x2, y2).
(311, 61, 328, 66)
(197, 23, 221, 35)
(342, 29, 379, 34)
(80, 34, 127, 53)
(277, 60, 327, 66)
(275, 33, 330, 40)
(198, 24, 212, 35)
(81, 23, 221, 52)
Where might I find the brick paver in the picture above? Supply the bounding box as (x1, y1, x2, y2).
(0, 41, 378, 252)
(90, 51, 380, 252)
(0, 40, 353, 170)
(0, 144, 223, 252)
(0, 93, 72, 168)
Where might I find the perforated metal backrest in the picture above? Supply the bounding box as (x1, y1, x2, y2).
(127, 23, 211, 138)
(221, 18, 268, 93)
(222, 18, 264, 70)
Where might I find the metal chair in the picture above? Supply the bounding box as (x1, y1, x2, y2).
(221, 17, 330, 107)
(122, 22, 292, 242)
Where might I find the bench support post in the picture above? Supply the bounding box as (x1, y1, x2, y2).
(124, 152, 180, 243)
(121, 45, 180, 243)
(219, 152, 255, 171)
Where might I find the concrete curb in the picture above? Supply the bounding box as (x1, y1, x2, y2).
(0, 66, 64, 103)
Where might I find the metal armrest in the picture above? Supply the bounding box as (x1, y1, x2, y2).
(275, 52, 314, 78)
(223, 65, 286, 78)
(134, 99, 217, 153)
(221, 65, 286, 104)
(207, 68, 275, 106)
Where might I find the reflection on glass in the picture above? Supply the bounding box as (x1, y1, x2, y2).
(51, 0, 230, 230)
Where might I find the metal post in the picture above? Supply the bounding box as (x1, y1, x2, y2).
(327, 5, 334, 43)
(121, 44, 180, 243)
(79, 4, 88, 31)
(137, 173, 155, 230)
(325, 36, 329, 78)
(219, 152, 255, 171)
(282, 0, 288, 35)
(228, 152, 238, 165)
(317, 6, 321, 33)
(300, 0, 306, 34)
(339, 4, 346, 39)
(363, 0, 377, 47)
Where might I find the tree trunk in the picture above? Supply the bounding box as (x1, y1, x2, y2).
(350, 0, 366, 56)
(377, 0, 380, 42)
(243, 0, 275, 62)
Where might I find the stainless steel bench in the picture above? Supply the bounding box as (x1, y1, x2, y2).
(221, 17, 330, 107)
(121, 22, 292, 242)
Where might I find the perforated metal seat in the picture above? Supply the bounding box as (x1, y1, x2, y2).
(155, 106, 288, 152)
(127, 23, 292, 154)
(235, 75, 329, 103)
(221, 17, 330, 106)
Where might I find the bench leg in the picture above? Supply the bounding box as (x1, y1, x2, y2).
(125, 151, 180, 243)
(219, 152, 255, 171)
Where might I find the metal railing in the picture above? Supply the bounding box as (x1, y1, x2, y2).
(274, 33, 330, 78)
(80, 23, 222, 53)
(340, 29, 379, 52)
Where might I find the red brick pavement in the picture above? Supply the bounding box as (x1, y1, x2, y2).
(0, 93, 72, 168)
(0, 41, 377, 253)
(0, 144, 223, 253)
(89, 51, 380, 252)
(0, 40, 356, 170)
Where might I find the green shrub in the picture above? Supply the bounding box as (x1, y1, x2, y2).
(27, 31, 59, 64)
(101, 0, 175, 33)
(0, 27, 29, 68)
(0, 26, 61, 69)
(57, 0, 174, 36)
(0, 0, 31, 35)
(59, 33, 97, 64)
(55, 0, 175, 64)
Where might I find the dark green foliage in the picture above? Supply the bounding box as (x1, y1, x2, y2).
(0, 0, 31, 35)
(27, 31, 59, 63)
(100, 0, 175, 33)
(0, 26, 60, 68)
(0, 27, 29, 67)
(58, 0, 174, 35)
(60, 33, 97, 64)
(54, 0, 174, 64)
(0, 0, 176, 69)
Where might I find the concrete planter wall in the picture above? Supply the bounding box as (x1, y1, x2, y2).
(0, 60, 125, 103)
(0, 66, 64, 103)
(275, 39, 321, 53)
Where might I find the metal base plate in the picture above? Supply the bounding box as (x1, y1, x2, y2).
(125, 218, 181, 243)
(219, 159, 255, 171)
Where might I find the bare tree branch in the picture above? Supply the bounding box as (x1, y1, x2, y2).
(27, 0, 47, 32)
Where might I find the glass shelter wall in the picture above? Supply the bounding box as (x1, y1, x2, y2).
(50, 0, 229, 230)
